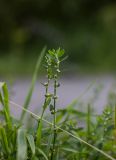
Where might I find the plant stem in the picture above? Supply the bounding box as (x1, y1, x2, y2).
(87, 104, 91, 140)
(114, 105, 116, 130)
(41, 79, 50, 119)
(36, 78, 50, 146)
(51, 77, 57, 160)
(114, 105, 116, 141)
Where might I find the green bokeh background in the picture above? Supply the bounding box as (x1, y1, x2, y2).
(0, 0, 116, 75)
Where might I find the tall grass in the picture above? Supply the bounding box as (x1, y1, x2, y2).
(20, 46, 46, 121)
(0, 48, 116, 160)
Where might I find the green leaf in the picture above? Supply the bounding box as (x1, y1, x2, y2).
(37, 148, 48, 160)
(43, 97, 51, 110)
(0, 82, 9, 113)
(0, 92, 4, 105)
(56, 147, 60, 160)
(115, 105, 116, 129)
(61, 147, 78, 153)
(56, 48, 65, 57)
(0, 82, 4, 89)
(0, 82, 12, 129)
(26, 134, 35, 155)
(87, 104, 91, 138)
(36, 121, 42, 147)
(60, 55, 68, 62)
(48, 50, 55, 56)
(0, 126, 10, 154)
(17, 128, 27, 160)
(31, 156, 38, 160)
(46, 131, 53, 157)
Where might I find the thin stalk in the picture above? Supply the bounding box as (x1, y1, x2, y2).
(87, 104, 91, 140)
(20, 46, 46, 121)
(114, 105, 116, 141)
(85, 104, 91, 160)
(114, 105, 116, 130)
(51, 78, 57, 160)
(41, 78, 50, 119)
(36, 79, 50, 146)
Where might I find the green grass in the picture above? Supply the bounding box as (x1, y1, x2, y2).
(0, 48, 116, 160)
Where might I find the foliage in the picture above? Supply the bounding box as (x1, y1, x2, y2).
(0, 49, 116, 160)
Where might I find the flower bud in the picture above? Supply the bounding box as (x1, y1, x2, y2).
(44, 82, 48, 86)
(54, 74, 57, 78)
(56, 82, 60, 87)
(51, 110, 55, 114)
(57, 69, 60, 73)
(53, 95, 58, 99)
(45, 93, 52, 98)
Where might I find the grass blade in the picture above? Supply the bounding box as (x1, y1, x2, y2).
(114, 105, 116, 130)
(17, 128, 27, 160)
(37, 148, 48, 160)
(61, 147, 78, 153)
(0, 82, 12, 129)
(46, 131, 53, 157)
(2, 83, 10, 115)
(36, 121, 42, 147)
(26, 134, 35, 155)
(0, 125, 10, 154)
(20, 46, 47, 121)
(87, 104, 91, 140)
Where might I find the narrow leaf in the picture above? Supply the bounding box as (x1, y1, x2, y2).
(20, 46, 47, 121)
(0, 82, 12, 129)
(17, 128, 27, 160)
(37, 148, 48, 160)
(26, 134, 35, 155)
(61, 147, 78, 153)
(36, 121, 42, 147)
(56, 48, 65, 57)
(0, 126, 10, 154)
(43, 97, 51, 110)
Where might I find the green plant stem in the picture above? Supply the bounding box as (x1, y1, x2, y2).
(36, 78, 50, 146)
(115, 105, 116, 130)
(51, 78, 57, 160)
(114, 105, 116, 143)
(87, 104, 91, 140)
(42, 79, 50, 118)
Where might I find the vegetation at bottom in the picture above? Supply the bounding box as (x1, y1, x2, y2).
(0, 48, 116, 160)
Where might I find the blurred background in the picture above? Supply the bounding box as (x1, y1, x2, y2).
(1, 0, 116, 115)
(1, 0, 116, 75)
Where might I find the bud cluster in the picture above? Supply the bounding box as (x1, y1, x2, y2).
(43, 48, 65, 114)
(43, 48, 65, 160)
